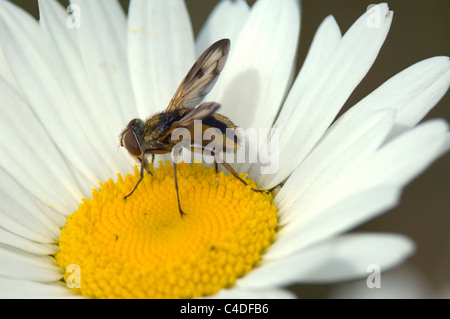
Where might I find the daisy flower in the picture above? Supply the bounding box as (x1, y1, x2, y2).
(0, 0, 449, 299)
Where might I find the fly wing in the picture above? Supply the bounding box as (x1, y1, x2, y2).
(165, 39, 230, 111)
(172, 102, 221, 128)
(158, 102, 221, 141)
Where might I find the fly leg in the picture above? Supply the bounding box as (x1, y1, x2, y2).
(173, 162, 186, 218)
(123, 158, 145, 200)
(123, 150, 167, 200)
(191, 146, 269, 194)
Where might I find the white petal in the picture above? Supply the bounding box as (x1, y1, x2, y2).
(333, 56, 450, 135)
(329, 265, 432, 298)
(209, 287, 296, 299)
(0, 246, 63, 282)
(302, 233, 415, 283)
(277, 119, 448, 243)
(273, 15, 342, 135)
(241, 233, 413, 288)
(127, 0, 195, 116)
(0, 213, 55, 246)
(69, 0, 136, 135)
(0, 43, 20, 92)
(248, 15, 342, 182)
(38, 0, 132, 176)
(276, 109, 395, 220)
(0, 79, 82, 213)
(266, 186, 401, 260)
(196, 0, 249, 55)
(0, 228, 58, 255)
(209, 0, 300, 130)
(443, 133, 450, 155)
(0, 1, 112, 186)
(345, 119, 449, 191)
(0, 276, 76, 299)
(0, 168, 61, 242)
(0, 0, 37, 97)
(264, 4, 393, 189)
(236, 238, 331, 289)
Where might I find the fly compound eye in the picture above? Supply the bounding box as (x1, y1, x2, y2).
(122, 130, 142, 157)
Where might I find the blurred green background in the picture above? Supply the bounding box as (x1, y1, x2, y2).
(9, 0, 449, 298)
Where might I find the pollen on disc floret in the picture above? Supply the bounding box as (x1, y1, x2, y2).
(56, 161, 278, 299)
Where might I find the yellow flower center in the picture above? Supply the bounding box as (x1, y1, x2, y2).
(56, 162, 277, 299)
